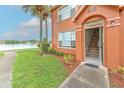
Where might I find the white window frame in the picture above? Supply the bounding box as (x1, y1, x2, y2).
(58, 30, 76, 49)
(57, 5, 76, 22)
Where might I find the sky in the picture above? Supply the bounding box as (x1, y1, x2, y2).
(0, 5, 52, 41)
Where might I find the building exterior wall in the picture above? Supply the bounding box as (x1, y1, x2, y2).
(120, 10, 124, 66)
(76, 27, 84, 61)
(51, 5, 123, 69)
(73, 5, 120, 68)
(106, 26, 120, 68)
(51, 6, 77, 54)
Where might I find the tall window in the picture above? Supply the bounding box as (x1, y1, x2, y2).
(58, 31, 76, 48)
(58, 5, 76, 21)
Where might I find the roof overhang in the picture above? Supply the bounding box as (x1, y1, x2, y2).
(72, 5, 87, 22)
(51, 5, 61, 12)
(119, 5, 124, 11)
(72, 5, 124, 23)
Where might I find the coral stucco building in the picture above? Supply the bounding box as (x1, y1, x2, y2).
(51, 5, 124, 69)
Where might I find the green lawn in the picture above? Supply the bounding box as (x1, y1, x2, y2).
(0, 51, 4, 57)
(12, 49, 69, 88)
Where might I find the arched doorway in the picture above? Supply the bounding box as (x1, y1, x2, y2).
(84, 19, 104, 65)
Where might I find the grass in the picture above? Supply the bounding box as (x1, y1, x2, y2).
(12, 49, 69, 88)
(0, 51, 4, 57)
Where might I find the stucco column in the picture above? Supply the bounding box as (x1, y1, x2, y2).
(106, 18, 120, 68)
(120, 10, 124, 66)
(75, 25, 84, 62)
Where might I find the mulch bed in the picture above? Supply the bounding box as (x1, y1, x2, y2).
(108, 69, 124, 88)
(54, 55, 81, 73)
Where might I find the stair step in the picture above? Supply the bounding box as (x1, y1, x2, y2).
(90, 44, 98, 47)
(87, 52, 99, 55)
(87, 30, 99, 58)
(89, 48, 98, 50)
(88, 51, 99, 53)
(92, 37, 98, 40)
(86, 54, 99, 58)
(86, 55, 99, 58)
(87, 49, 99, 52)
(89, 48, 99, 50)
(87, 52, 98, 55)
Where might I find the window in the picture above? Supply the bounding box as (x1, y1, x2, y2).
(58, 31, 76, 48)
(58, 5, 76, 21)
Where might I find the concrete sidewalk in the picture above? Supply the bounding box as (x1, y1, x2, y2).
(0, 51, 16, 88)
(60, 62, 109, 88)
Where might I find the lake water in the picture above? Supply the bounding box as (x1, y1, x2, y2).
(0, 44, 37, 51)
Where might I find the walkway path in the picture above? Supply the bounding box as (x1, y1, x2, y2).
(60, 62, 109, 88)
(0, 51, 16, 88)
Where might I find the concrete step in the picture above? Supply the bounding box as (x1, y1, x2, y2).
(87, 51, 99, 55)
(87, 54, 99, 57)
(89, 45, 98, 47)
(88, 51, 99, 54)
(86, 51, 99, 58)
(86, 54, 99, 58)
(89, 47, 99, 49)
(91, 37, 99, 40)
(89, 48, 99, 50)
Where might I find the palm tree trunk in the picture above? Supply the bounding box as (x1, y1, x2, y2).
(39, 16, 43, 42)
(45, 17, 48, 41)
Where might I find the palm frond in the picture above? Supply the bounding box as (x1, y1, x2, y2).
(22, 5, 52, 18)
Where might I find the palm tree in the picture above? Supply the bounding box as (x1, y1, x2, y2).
(44, 14, 48, 40)
(42, 5, 52, 41)
(23, 5, 51, 42)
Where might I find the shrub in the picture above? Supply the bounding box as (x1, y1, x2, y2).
(64, 54, 69, 64)
(48, 47, 56, 54)
(48, 47, 64, 56)
(55, 51, 64, 56)
(110, 83, 119, 88)
(117, 66, 124, 74)
(42, 39, 50, 54)
(110, 68, 118, 74)
(48, 47, 53, 53)
(37, 39, 50, 55)
(69, 54, 75, 61)
(37, 42, 43, 55)
(64, 54, 75, 64)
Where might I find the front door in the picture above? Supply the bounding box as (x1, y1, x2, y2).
(85, 27, 103, 65)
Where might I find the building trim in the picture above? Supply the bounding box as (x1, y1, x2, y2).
(75, 25, 83, 29)
(106, 23, 120, 28)
(119, 5, 124, 11)
(106, 17, 120, 21)
(57, 47, 76, 50)
(76, 30, 82, 32)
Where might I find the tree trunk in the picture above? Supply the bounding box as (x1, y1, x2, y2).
(45, 17, 48, 41)
(39, 16, 43, 42)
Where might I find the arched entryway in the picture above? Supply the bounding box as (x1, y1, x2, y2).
(74, 5, 120, 68)
(82, 16, 105, 65)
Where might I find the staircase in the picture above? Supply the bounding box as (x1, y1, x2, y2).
(86, 30, 99, 58)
